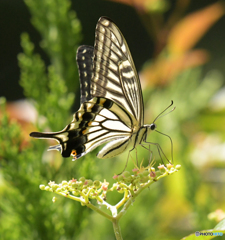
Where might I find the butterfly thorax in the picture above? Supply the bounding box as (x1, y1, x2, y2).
(140, 124, 157, 143)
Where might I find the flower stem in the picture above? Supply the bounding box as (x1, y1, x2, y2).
(112, 218, 123, 240)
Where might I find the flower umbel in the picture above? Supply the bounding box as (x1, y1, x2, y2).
(40, 164, 181, 219)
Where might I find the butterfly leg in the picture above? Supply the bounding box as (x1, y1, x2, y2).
(117, 149, 135, 175)
(135, 148, 139, 167)
(143, 141, 172, 165)
(140, 143, 153, 166)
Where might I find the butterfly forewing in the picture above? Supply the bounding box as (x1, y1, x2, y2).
(91, 17, 144, 125)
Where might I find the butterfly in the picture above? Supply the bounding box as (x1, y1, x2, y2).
(30, 16, 173, 161)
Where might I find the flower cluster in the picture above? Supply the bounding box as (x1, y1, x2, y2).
(40, 177, 109, 205)
(40, 164, 181, 212)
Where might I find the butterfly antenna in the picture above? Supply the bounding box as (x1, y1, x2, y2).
(153, 100, 175, 123)
(155, 130, 174, 162)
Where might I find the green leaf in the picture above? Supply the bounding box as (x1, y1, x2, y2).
(181, 219, 225, 240)
(214, 218, 225, 231)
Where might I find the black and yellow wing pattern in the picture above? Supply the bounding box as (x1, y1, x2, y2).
(30, 17, 151, 160)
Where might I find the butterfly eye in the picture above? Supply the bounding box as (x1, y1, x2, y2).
(150, 124, 156, 131)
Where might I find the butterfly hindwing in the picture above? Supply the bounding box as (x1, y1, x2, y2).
(30, 97, 137, 159)
(76, 45, 94, 104)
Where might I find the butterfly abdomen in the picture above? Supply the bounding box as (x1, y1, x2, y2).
(97, 126, 147, 159)
(97, 136, 131, 159)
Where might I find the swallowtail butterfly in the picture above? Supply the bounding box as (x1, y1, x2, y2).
(30, 17, 172, 161)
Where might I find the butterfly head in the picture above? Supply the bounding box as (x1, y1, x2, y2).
(143, 123, 157, 140)
(149, 123, 157, 131)
(142, 123, 157, 141)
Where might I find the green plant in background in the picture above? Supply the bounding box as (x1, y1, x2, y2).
(19, 33, 75, 131)
(1, 0, 225, 239)
(0, 0, 95, 239)
(0, 97, 90, 239)
(23, 0, 81, 92)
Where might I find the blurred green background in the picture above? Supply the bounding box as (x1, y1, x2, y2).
(1, 0, 225, 239)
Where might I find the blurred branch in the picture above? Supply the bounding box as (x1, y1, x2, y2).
(168, 2, 225, 55)
(24, 0, 81, 92)
(18, 26, 75, 132)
